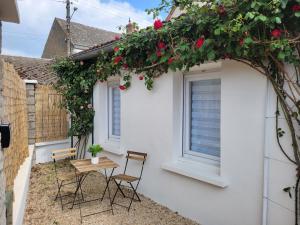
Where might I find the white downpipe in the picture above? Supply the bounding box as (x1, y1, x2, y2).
(262, 81, 272, 225)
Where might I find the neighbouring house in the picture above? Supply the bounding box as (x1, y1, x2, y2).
(42, 18, 120, 59)
(0, 55, 69, 225)
(70, 15, 296, 225)
(0, 1, 20, 225)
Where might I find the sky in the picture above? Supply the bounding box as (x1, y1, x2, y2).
(2, 0, 164, 58)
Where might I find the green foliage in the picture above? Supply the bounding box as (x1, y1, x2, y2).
(88, 144, 103, 157)
(53, 0, 300, 154)
(52, 58, 97, 136)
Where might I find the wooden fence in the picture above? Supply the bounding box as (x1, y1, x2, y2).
(35, 85, 68, 143)
(0, 60, 29, 190)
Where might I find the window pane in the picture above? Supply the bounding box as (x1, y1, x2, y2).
(111, 87, 120, 136)
(190, 79, 220, 157)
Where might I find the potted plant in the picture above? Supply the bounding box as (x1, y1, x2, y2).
(88, 144, 103, 164)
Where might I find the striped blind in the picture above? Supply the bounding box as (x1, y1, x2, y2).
(111, 87, 120, 137)
(189, 79, 220, 158)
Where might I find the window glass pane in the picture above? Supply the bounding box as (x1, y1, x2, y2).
(189, 79, 220, 157)
(111, 87, 120, 137)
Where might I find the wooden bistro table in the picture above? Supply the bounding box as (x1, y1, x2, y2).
(70, 157, 119, 223)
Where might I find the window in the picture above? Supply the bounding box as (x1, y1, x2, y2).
(108, 84, 121, 140)
(183, 76, 221, 162)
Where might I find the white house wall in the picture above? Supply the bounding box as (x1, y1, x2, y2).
(93, 60, 268, 225)
(264, 75, 297, 225)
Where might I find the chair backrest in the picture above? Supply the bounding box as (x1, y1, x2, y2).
(51, 148, 77, 162)
(124, 150, 147, 180)
(52, 148, 77, 176)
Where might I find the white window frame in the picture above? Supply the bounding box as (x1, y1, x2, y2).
(108, 84, 120, 141)
(183, 73, 221, 163)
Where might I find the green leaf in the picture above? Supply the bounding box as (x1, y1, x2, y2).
(295, 12, 300, 17)
(278, 52, 285, 60)
(207, 51, 216, 61)
(275, 17, 281, 24)
(214, 28, 221, 35)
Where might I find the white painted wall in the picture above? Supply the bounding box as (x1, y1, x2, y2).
(263, 77, 296, 225)
(35, 139, 70, 164)
(13, 145, 34, 225)
(93, 60, 269, 225)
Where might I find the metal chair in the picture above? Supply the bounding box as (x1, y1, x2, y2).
(52, 148, 84, 210)
(110, 150, 147, 211)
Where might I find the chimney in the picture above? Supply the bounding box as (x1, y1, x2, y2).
(126, 18, 134, 34)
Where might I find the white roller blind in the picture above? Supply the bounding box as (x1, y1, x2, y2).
(111, 87, 120, 137)
(187, 78, 221, 158)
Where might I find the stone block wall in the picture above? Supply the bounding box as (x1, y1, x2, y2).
(26, 83, 36, 145)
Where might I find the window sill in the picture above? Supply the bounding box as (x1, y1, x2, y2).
(161, 158, 229, 188)
(101, 141, 124, 156)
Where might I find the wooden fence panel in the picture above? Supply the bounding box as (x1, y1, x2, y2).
(0, 60, 29, 190)
(35, 85, 68, 143)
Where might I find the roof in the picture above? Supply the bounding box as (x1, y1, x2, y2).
(55, 18, 120, 50)
(0, 55, 57, 84)
(0, 0, 20, 23)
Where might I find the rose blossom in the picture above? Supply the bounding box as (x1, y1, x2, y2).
(114, 56, 123, 64)
(271, 29, 282, 38)
(196, 37, 205, 48)
(119, 85, 126, 90)
(154, 19, 163, 30)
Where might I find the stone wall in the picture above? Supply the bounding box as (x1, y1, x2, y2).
(26, 83, 36, 145)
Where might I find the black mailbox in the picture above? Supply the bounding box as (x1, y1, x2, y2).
(0, 124, 11, 149)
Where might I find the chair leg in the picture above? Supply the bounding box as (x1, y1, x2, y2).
(127, 182, 136, 212)
(129, 182, 141, 202)
(54, 180, 63, 201)
(58, 181, 64, 210)
(113, 179, 126, 198)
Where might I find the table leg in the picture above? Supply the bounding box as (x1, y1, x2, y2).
(70, 173, 88, 210)
(100, 168, 115, 215)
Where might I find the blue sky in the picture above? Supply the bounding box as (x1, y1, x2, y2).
(2, 0, 164, 58)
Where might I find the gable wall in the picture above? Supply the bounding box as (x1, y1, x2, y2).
(42, 21, 68, 59)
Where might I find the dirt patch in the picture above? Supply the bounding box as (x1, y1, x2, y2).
(23, 162, 199, 225)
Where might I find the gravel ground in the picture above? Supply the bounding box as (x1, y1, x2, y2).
(23, 162, 199, 225)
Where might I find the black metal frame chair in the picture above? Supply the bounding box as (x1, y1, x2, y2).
(52, 148, 84, 210)
(110, 150, 147, 211)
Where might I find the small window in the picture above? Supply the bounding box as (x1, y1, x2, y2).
(108, 84, 121, 140)
(183, 76, 221, 162)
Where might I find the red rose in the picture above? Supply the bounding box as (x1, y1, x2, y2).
(119, 85, 126, 90)
(114, 46, 119, 52)
(138, 75, 144, 80)
(271, 29, 281, 38)
(114, 35, 120, 40)
(218, 5, 226, 15)
(123, 64, 129, 69)
(154, 19, 163, 30)
(168, 57, 174, 64)
(239, 38, 244, 46)
(196, 37, 205, 48)
(156, 50, 162, 57)
(292, 5, 300, 12)
(114, 56, 123, 64)
(158, 41, 166, 49)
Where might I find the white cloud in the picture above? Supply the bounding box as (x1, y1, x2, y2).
(2, 48, 37, 58)
(2, 0, 154, 57)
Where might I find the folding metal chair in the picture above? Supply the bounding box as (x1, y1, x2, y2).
(110, 150, 147, 211)
(52, 148, 84, 210)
